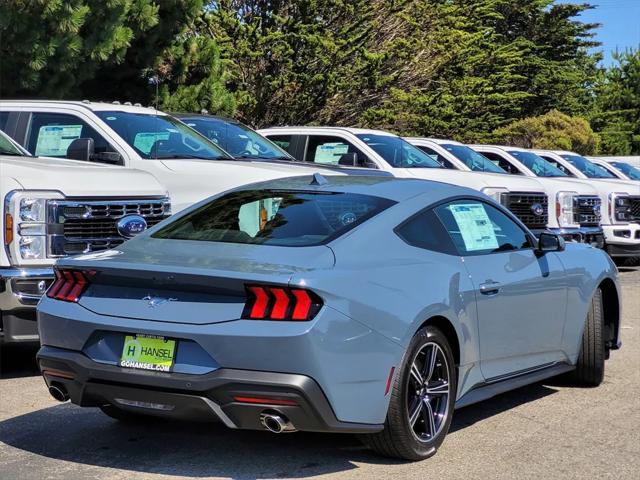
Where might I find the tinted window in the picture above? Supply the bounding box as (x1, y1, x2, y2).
(611, 162, 640, 180)
(0, 130, 25, 156)
(507, 150, 568, 177)
(153, 190, 395, 247)
(95, 111, 229, 160)
(181, 117, 291, 160)
(444, 145, 506, 174)
(435, 200, 531, 255)
(268, 135, 294, 153)
(356, 134, 441, 168)
(26, 113, 116, 159)
(479, 151, 523, 175)
(396, 209, 457, 254)
(538, 155, 574, 176)
(306, 135, 371, 166)
(415, 145, 455, 168)
(0, 112, 8, 131)
(560, 154, 615, 179)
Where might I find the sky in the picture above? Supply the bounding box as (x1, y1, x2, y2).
(556, 0, 640, 65)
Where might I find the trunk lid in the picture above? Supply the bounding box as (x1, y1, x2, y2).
(65, 239, 334, 324)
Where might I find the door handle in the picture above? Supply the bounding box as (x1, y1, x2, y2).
(479, 281, 502, 295)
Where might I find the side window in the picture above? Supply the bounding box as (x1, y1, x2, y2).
(396, 209, 457, 255)
(306, 135, 372, 167)
(480, 152, 522, 175)
(539, 155, 572, 176)
(26, 112, 116, 159)
(415, 145, 454, 168)
(0, 112, 8, 131)
(435, 200, 532, 255)
(268, 135, 293, 153)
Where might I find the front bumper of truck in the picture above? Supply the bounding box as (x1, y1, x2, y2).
(0, 267, 54, 343)
(602, 224, 640, 257)
(547, 226, 605, 249)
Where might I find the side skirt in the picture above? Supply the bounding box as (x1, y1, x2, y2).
(454, 362, 575, 409)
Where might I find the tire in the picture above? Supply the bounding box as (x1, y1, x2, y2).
(99, 404, 155, 423)
(361, 326, 456, 460)
(572, 288, 605, 386)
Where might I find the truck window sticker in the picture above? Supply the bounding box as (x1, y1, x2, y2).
(34, 125, 83, 156)
(448, 203, 499, 252)
(133, 132, 170, 154)
(314, 142, 349, 165)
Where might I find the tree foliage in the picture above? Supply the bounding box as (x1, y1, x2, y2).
(493, 109, 600, 154)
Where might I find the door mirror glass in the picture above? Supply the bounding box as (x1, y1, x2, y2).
(66, 137, 94, 161)
(537, 232, 565, 253)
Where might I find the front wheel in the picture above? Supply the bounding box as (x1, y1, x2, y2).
(361, 326, 456, 460)
(571, 288, 605, 386)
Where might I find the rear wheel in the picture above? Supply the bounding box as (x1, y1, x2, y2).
(361, 326, 456, 460)
(99, 404, 155, 423)
(572, 288, 605, 386)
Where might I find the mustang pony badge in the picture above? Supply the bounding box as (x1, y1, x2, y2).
(142, 295, 177, 308)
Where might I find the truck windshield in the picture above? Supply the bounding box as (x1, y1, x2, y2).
(560, 154, 615, 179)
(153, 189, 395, 246)
(0, 130, 28, 156)
(180, 116, 291, 160)
(95, 111, 232, 160)
(610, 161, 640, 180)
(356, 134, 441, 168)
(443, 144, 506, 173)
(508, 151, 568, 177)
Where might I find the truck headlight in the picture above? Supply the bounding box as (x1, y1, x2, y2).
(556, 191, 578, 228)
(481, 187, 509, 205)
(610, 193, 631, 223)
(4, 190, 64, 265)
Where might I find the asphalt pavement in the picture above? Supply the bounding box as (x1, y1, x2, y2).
(1, 267, 638, 480)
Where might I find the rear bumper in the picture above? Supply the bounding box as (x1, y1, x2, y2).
(1, 267, 54, 343)
(37, 345, 382, 434)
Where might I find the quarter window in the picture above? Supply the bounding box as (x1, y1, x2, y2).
(396, 209, 457, 255)
(435, 200, 532, 255)
(26, 112, 116, 159)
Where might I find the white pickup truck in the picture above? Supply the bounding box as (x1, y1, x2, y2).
(0, 130, 169, 344)
(530, 149, 640, 259)
(260, 127, 553, 234)
(0, 101, 355, 215)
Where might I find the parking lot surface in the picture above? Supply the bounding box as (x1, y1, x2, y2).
(0, 267, 638, 480)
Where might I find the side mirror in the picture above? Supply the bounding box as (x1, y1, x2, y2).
(338, 152, 358, 167)
(537, 232, 565, 253)
(66, 138, 94, 161)
(90, 151, 123, 165)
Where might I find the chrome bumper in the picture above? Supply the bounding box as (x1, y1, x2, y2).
(1, 267, 54, 343)
(548, 226, 605, 249)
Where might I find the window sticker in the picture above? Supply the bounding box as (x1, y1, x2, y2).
(133, 132, 170, 154)
(35, 125, 83, 156)
(315, 142, 349, 164)
(448, 203, 499, 251)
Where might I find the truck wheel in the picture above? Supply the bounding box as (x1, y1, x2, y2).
(572, 288, 605, 386)
(361, 326, 456, 460)
(99, 404, 154, 423)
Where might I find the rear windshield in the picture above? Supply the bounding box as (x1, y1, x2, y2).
(153, 190, 395, 246)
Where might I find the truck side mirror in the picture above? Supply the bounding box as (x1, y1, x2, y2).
(338, 152, 358, 166)
(90, 152, 123, 165)
(66, 138, 94, 162)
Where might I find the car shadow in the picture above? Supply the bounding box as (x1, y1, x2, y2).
(0, 343, 40, 379)
(0, 381, 560, 478)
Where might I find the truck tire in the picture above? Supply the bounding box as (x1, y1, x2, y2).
(361, 326, 456, 460)
(572, 288, 605, 386)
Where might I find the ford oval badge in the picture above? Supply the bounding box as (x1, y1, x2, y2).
(117, 215, 148, 239)
(530, 203, 545, 217)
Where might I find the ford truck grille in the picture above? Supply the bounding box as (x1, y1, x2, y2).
(504, 192, 549, 230)
(48, 198, 170, 256)
(629, 197, 640, 222)
(573, 196, 601, 226)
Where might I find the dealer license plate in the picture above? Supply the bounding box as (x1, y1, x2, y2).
(119, 334, 176, 372)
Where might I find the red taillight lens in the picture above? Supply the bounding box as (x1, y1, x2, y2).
(46, 268, 94, 302)
(242, 285, 322, 321)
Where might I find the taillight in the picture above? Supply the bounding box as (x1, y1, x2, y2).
(242, 285, 322, 321)
(46, 268, 95, 302)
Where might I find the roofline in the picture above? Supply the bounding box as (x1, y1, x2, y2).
(0, 99, 164, 114)
(258, 126, 398, 136)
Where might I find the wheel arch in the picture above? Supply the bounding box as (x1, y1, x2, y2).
(417, 315, 461, 368)
(598, 277, 620, 351)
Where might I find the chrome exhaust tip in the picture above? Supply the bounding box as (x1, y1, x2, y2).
(260, 412, 296, 433)
(48, 384, 69, 402)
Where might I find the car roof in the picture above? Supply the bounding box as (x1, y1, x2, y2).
(259, 126, 398, 136)
(406, 137, 464, 145)
(0, 99, 161, 115)
(174, 113, 240, 124)
(242, 174, 480, 203)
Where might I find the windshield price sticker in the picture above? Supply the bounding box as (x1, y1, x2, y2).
(449, 203, 499, 251)
(120, 334, 176, 372)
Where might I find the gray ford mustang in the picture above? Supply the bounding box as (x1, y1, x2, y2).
(37, 175, 621, 460)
